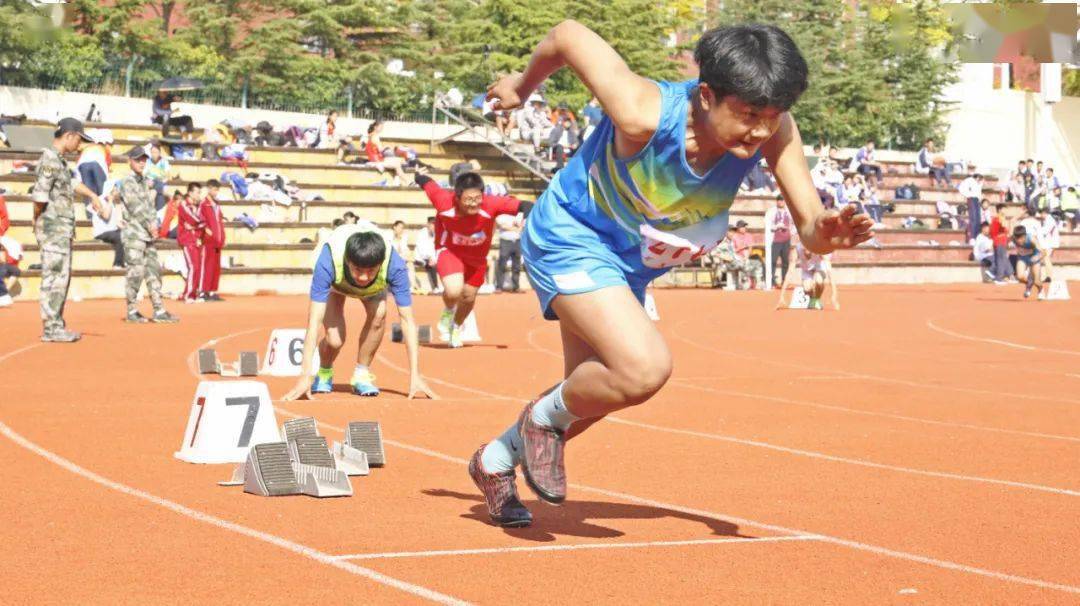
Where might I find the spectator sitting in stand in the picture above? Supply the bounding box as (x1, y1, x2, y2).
(337, 136, 363, 165)
(517, 94, 553, 153)
(145, 144, 172, 211)
(342, 211, 359, 225)
(548, 114, 579, 174)
(850, 139, 883, 187)
(91, 179, 124, 268)
(1060, 186, 1079, 230)
(915, 138, 952, 188)
(482, 97, 516, 141)
(364, 120, 407, 187)
(152, 90, 194, 139)
(0, 235, 20, 307)
(859, 187, 885, 227)
(1043, 167, 1062, 194)
(972, 221, 994, 282)
(317, 110, 338, 149)
(1005, 172, 1025, 204)
(935, 198, 959, 229)
(253, 121, 285, 147)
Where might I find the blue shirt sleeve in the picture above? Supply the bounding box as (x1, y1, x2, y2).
(387, 249, 412, 307)
(309, 244, 335, 302)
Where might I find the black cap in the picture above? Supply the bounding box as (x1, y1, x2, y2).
(735, 220, 748, 228)
(55, 117, 93, 142)
(127, 146, 150, 160)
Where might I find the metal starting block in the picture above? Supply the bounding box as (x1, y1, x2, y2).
(240, 442, 300, 496)
(238, 351, 259, 376)
(293, 463, 352, 497)
(347, 421, 385, 466)
(198, 349, 260, 377)
(288, 435, 336, 469)
(197, 349, 221, 374)
(282, 416, 319, 443)
(220, 438, 354, 497)
(331, 442, 370, 476)
(391, 323, 432, 344)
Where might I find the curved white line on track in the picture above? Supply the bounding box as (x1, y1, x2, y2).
(331, 536, 818, 560)
(927, 319, 1080, 357)
(276, 410, 1080, 597)
(234, 329, 1080, 596)
(0, 334, 470, 605)
(671, 380, 1080, 444)
(669, 325, 1080, 405)
(605, 416, 1079, 497)
(528, 325, 1080, 443)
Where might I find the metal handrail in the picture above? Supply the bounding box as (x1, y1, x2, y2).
(431, 103, 551, 184)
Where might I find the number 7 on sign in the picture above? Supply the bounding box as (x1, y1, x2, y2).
(225, 396, 261, 448)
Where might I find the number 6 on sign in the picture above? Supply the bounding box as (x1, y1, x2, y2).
(175, 381, 281, 464)
(261, 328, 320, 376)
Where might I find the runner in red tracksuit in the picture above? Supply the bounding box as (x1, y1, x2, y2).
(177, 183, 205, 302)
(198, 180, 226, 301)
(415, 169, 531, 347)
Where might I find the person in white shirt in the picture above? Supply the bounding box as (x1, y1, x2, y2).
(517, 95, 553, 152)
(412, 216, 439, 293)
(958, 173, 984, 242)
(91, 179, 123, 268)
(1037, 208, 1062, 280)
(972, 221, 994, 281)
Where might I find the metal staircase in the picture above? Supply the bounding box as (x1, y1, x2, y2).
(430, 102, 552, 184)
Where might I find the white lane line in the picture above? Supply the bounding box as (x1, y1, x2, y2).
(377, 352, 1080, 496)
(671, 380, 1080, 444)
(0, 418, 469, 606)
(330, 536, 818, 561)
(669, 328, 1080, 405)
(2, 334, 469, 605)
(927, 320, 1080, 357)
(605, 416, 1079, 497)
(247, 331, 1080, 596)
(277, 409, 1080, 597)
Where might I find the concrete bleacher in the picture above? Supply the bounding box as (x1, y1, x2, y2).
(2, 118, 1077, 300)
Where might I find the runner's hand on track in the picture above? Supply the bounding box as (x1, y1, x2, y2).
(282, 376, 313, 401)
(409, 375, 439, 400)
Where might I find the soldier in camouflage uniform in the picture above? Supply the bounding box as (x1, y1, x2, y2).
(31, 118, 102, 343)
(117, 146, 178, 324)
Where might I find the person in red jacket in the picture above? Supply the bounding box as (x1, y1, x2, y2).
(176, 182, 205, 302)
(988, 203, 1013, 283)
(415, 167, 532, 347)
(198, 179, 226, 302)
(0, 192, 9, 237)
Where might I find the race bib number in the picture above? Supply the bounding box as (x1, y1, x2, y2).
(451, 231, 486, 247)
(639, 223, 715, 269)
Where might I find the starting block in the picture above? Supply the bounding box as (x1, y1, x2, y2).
(198, 349, 260, 377)
(240, 442, 301, 496)
(197, 349, 220, 374)
(331, 421, 383, 476)
(391, 323, 432, 344)
(437, 312, 481, 343)
(221, 436, 353, 497)
(282, 416, 319, 443)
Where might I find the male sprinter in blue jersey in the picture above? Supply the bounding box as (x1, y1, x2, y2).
(282, 221, 438, 401)
(468, 21, 874, 527)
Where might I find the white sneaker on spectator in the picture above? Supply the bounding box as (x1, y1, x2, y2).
(0, 294, 12, 307)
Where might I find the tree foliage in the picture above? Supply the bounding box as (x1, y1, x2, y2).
(0, 0, 959, 141)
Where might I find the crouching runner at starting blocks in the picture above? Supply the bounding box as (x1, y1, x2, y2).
(283, 221, 439, 401)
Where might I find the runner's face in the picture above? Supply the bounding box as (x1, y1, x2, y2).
(703, 90, 782, 159)
(347, 262, 379, 287)
(458, 189, 482, 215)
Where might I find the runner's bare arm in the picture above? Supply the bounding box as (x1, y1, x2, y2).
(487, 20, 660, 142)
(764, 115, 874, 254)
